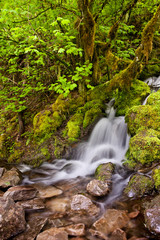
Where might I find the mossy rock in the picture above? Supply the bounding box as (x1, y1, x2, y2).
(33, 110, 58, 141)
(152, 167, 160, 191)
(87, 82, 113, 102)
(124, 129, 160, 169)
(124, 174, 154, 198)
(95, 162, 115, 182)
(125, 105, 160, 136)
(146, 89, 160, 107)
(0, 134, 7, 159)
(66, 113, 84, 142)
(114, 79, 150, 116)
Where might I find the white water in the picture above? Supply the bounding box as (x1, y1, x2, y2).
(145, 75, 160, 90)
(20, 107, 130, 186)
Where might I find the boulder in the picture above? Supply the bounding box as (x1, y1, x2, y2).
(70, 194, 100, 216)
(86, 179, 110, 197)
(92, 209, 129, 235)
(0, 167, 22, 188)
(110, 228, 127, 240)
(13, 217, 47, 240)
(3, 185, 38, 201)
(16, 198, 45, 210)
(95, 162, 115, 183)
(36, 227, 68, 240)
(124, 174, 154, 198)
(0, 197, 26, 239)
(45, 197, 70, 217)
(35, 184, 63, 199)
(63, 223, 85, 236)
(144, 195, 160, 234)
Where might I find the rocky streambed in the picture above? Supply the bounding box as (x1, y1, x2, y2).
(0, 164, 160, 240)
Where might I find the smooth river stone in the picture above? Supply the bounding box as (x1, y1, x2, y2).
(36, 227, 68, 240)
(86, 179, 110, 197)
(34, 184, 63, 198)
(0, 167, 22, 188)
(3, 185, 38, 201)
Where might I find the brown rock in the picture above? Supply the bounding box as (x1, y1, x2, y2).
(128, 211, 140, 219)
(110, 228, 127, 240)
(0, 167, 5, 178)
(89, 229, 109, 240)
(0, 167, 22, 188)
(86, 179, 109, 197)
(16, 198, 45, 210)
(46, 197, 70, 216)
(35, 184, 63, 198)
(36, 227, 68, 240)
(13, 217, 47, 240)
(71, 194, 100, 216)
(93, 209, 129, 235)
(3, 185, 38, 201)
(0, 197, 26, 239)
(63, 223, 85, 236)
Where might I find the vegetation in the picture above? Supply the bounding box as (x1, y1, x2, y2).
(0, 0, 160, 165)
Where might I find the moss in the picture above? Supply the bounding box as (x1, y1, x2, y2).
(114, 79, 150, 116)
(125, 105, 160, 136)
(8, 149, 24, 163)
(40, 147, 51, 160)
(87, 82, 112, 102)
(146, 89, 160, 106)
(125, 129, 160, 169)
(152, 168, 160, 190)
(124, 174, 154, 198)
(54, 136, 67, 158)
(95, 163, 115, 182)
(83, 108, 102, 129)
(66, 113, 84, 142)
(0, 134, 7, 159)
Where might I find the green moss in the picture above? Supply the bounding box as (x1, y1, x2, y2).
(67, 113, 84, 142)
(146, 90, 160, 107)
(125, 129, 160, 169)
(124, 174, 154, 198)
(87, 82, 112, 102)
(8, 149, 24, 163)
(95, 163, 115, 182)
(40, 147, 51, 160)
(114, 80, 150, 116)
(153, 168, 160, 190)
(0, 134, 7, 159)
(125, 105, 160, 136)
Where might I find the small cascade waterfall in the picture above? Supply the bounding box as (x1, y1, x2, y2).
(20, 106, 130, 189)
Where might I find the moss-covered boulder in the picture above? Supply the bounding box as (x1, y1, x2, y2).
(124, 174, 154, 198)
(95, 162, 115, 182)
(124, 129, 160, 169)
(152, 167, 160, 191)
(146, 89, 160, 106)
(87, 82, 113, 102)
(0, 134, 7, 159)
(114, 80, 150, 116)
(125, 105, 160, 136)
(66, 113, 84, 142)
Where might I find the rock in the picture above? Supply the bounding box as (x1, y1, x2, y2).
(86, 179, 110, 197)
(110, 228, 127, 240)
(124, 174, 154, 198)
(128, 211, 140, 219)
(13, 217, 47, 240)
(95, 162, 115, 183)
(0, 167, 22, 188)
(0, 167, 5, 178)
(16, 198, 45, 210)
(144, 195, 160, 234)
(35, 184, 63, 198)
(36, 227, 68, 240)
(63, 223, 85, 236)
(70, 194, 100, 216)
(89, 229, 109, 240)
(46, 197, 70, 217)
(92, 209, 129, 235)
(3, 185, 38, 201)
(0, 197, 26, 239)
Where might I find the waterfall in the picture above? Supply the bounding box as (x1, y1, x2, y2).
(20, 107, 130, 185)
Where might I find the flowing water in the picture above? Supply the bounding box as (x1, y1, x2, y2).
(20, 106, 131, 205)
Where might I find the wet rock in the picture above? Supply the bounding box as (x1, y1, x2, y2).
(0, 167, 22, 188)
(16, 198, 45, 210)
(3, 185, 38, 201)
(92, 209, 129, 235)
(144, 195, 160, 234)
(89, 229, 109, 240)
(0, 167, 5, 178)
(70, 238, 87, 240)
(110, 228, 127, 240)
(36, 227, 68, 240)
(70, 194, 100, 216)
(35, 184, 63, 198)
(46, 197, 70, 217)
(128, 211, 140, 219)
(13, 217, 47, 240)
(63, 223, 85, 236)
(95, 162, 115, 183)
(124, 174, 154, 198)
(0, 197, 26, 239)
(86, 179, 110, 197)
